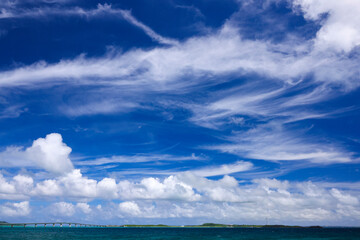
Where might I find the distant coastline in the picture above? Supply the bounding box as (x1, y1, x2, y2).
(4, 221, 360, 228)
(106, 223, 324, 228)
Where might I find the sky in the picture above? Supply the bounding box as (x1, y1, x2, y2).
(0, 0, 360, 226)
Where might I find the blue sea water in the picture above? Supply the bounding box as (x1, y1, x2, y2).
(1, 227, 360, 240)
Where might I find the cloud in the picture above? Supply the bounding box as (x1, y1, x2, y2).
(118, 201, 141, 216)
(67, 176, 360, 225)
(0, 201, 30, 217)
(0, 133, 73, 175)
(0, 174, 34, 200)
(51, 202, 75, 217)
(117, 175, 201, 201)
(0, 174, 16, 195)
(76, 202, 91, 214)
(0, 22, 353, 88)
(206, 122, 353, 163)
(96, 178, 118, 199)
(26, 133, 74, 175)
(0, 0, 359, 225)
(51, 202, 92, 218)
(293, 0, 360, 52)
(56, 169, 97, 199)
(189, 161, 253, 177)
(60, 99, 139, 117)
(0, 3, 178, 45)
(0, 105, 27, 119)
(116, 8, 179, 45)
(0, 171, 360, 224)
(33, 179, 62, 196)
(330, 188, 359, 206)
(76, 153, 203, 166)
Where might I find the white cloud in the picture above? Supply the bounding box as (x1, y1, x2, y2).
(88, 176, 360, 225)
(0, 133, 73, 175)
(118, 175, 201, 201)
(206, 122, 353, 163)
(0, 3, 178, 45)
(0, 2, 358, 169)
(76, 153, 203, 166)
(0, 0, 359, 225)
(0, 174, 16, 195)
(60, 99, 139, 117)
(97, 178, 118, 199)
(118, 201, 141, 216)
(33, 179, 62, 196)
(13, 175, 33, 194)
(0, 172, 360, 224)
(293, 0, 360, 52)
(189, 161, 253, 177)
(0, 201, 30, 217)
(330, 188, 359, 206)
(0, 22, 354, 89)
(116, 8, 178, 45)
(58, 169, 97, 199)
(51, 201, 92, 218)
(76, 202, 91, 214)
(51, 202, 75, 217)
(0, 174, 33, 200)
(26, 133, 74, 175)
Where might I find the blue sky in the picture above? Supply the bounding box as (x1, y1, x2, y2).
(0, 0, 360, 226)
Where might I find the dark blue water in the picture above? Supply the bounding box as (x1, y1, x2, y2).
(1, 227, 360, 239)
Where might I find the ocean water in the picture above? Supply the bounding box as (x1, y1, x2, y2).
(1, 227, 360, 240)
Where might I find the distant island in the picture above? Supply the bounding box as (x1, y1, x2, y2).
(0, 221, 323, 228)
(109, 223, 323, 228)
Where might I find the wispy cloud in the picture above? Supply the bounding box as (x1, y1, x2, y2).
(75, 153, 204, 166)
(189, 161, 253, 177)
(205, 121, 354, 163)
(0, 3, 178, 45)
(0, 1, 359, 168)
(117, 8, 179, 45)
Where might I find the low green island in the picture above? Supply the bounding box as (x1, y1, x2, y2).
(113, 223, 322, 228)
(0, 221, 323, 228)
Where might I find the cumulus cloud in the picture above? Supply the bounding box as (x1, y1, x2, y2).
(0, 201, 30, 217)
(0, 174, 16, 195)
(118, 175, 201, 201)
(76, 202, 91, 214)
(0, 133, 73, 175)
(57, 169, 97, 198)
(26, 133, 74, 175)
(86, 176, 360, 225)
(51, 202, 92, 217)
(97, 178, 118, 199)
(0, 174, 34, 200)
(0, 172, 360, 224)
(293, 0, 360, 52)
(51, 202, 75, 217)
(118, 201, 141, 216)
(33, 179, 62, 196)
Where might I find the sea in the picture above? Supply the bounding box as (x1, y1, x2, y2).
(1, 227, 360, 240)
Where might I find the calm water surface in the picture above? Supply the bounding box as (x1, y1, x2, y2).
(1, 227, 360, 240)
